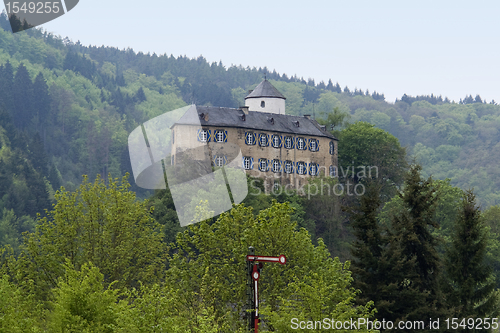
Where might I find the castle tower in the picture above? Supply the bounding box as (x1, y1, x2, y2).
(244, 79, 286, 115)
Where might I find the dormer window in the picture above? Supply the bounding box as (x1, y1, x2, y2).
(267, 117, 274, 125)
(293, 121, 300, 127)
(261, 101, 265, 108)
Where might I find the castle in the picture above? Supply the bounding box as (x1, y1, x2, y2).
(170, 79, 338, 192)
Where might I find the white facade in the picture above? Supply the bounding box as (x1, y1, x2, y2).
(245, 97, 286, 115)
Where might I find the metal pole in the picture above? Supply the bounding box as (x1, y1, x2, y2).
(246, 247, 286, 333)
(247, 246, 255, 332)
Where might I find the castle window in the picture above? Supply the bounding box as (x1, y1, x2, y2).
(172, 130, 175, 144)
(271, 134, 281, 148)
(259, 133, 268, 147)
(242, 156, 253, 170)
(284, 136, 294, 149)
(329, 165, 337, 177)
(271, 159, 281, 173)
(296, 162, 306, 175)
(297, 137, 306, 150)
(329, 141, 335, 155)
(273, 182, 280, 193)
(309, 139, 318, 152)
(309, 163, 319, 176)
(197, 129, 210, 142)
(214, 130, 227, 143)
(261, 101, 265, 108)
(284, 160, 293, 174)
(245, 132, 256, 145)
(258, 158, 268, 172)
(214, 156, 225, 167)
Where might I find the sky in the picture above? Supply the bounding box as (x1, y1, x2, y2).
(38, 0, 500, 104)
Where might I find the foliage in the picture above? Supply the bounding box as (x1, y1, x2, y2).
(382, 165, 446, 323)
(1, 18, 500, 211)
(346, 183, 385, 308)
(443, 190, 499, 319)
(350, 165, 451, 329)
(48, 261, 121, 333)
(167, 201, 374, 331)
(0, 274, 44, 332)
(14, 174, 166, 301)
(339, 121, 408, 201)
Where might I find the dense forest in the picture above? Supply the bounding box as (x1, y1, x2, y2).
(1, 11, 500, 332)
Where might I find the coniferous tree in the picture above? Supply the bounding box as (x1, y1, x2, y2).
(28, 132, 49, 176)
(444, 190, 498, 322)
(12, 63, 34, 129)
(334, 82, 342, 93)
(348, 184, 387, 307)
(32, 72, 51, 129)
(381, 165, 448, 328)
(326, 79, 334, 91)
(135, 87, 147, 102)
(0, 61, 15, 115)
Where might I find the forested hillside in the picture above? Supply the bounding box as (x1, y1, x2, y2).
(2, 12, 499, 211)
(2, 13, 500, 331)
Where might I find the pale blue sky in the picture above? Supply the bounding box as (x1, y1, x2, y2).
(40, 0, 500, 103)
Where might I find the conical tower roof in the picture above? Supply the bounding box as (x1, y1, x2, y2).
(245, 80, 286, 100)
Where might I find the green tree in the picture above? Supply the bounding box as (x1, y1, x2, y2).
(115, 283, 222, 333)
(49, 261, 121, 333)
(320, 106, 351, 136)
(14, 174, 166, 301)
(346, 183, 386, 307)
(0, 61, 14, 114)
(148, 185, 182, 245)
(135, 86, 147, 102)
(444, 190, 498, 321)
(32, 72, 51, 130)
(12, 63, 34, 129)
(381, 165, 446, 326)
(339, 121, 407, 201)
(167, 201, 375, 332)
(482, 205, 500, 288)
(0, 274, 43, 332)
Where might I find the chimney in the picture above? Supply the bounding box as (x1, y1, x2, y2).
(240, 106, 249, 115)
(303, 114, 311, 119)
